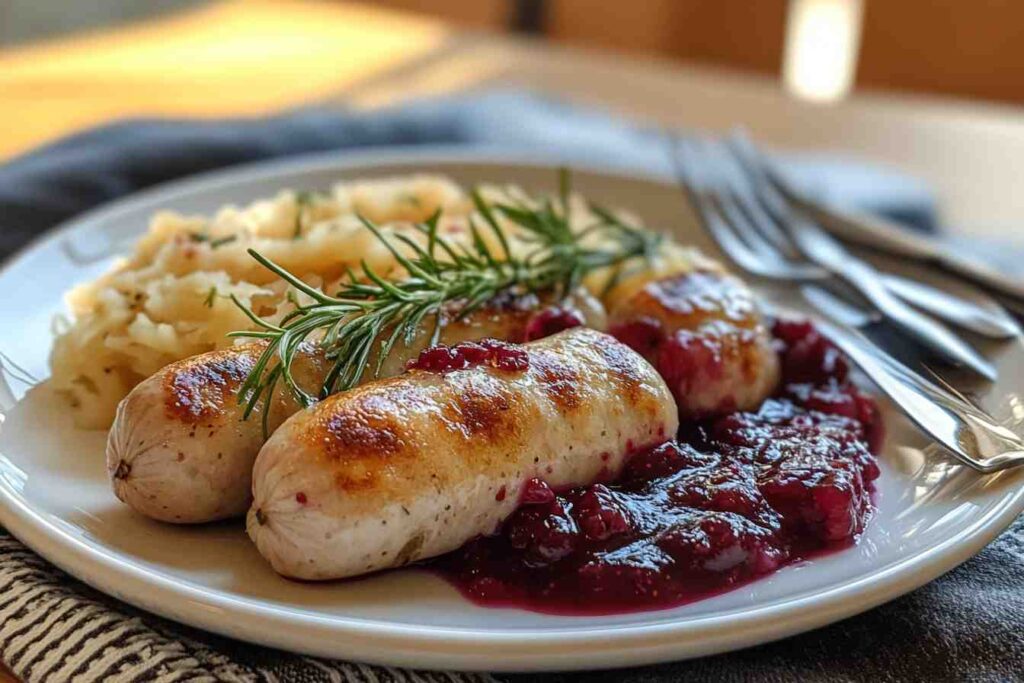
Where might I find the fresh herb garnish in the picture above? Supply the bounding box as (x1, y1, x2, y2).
(203, 286, 218, 308)
(292, 190, 321, 240)
(230, 173, 661, 429)
(189, 232, 237, 249)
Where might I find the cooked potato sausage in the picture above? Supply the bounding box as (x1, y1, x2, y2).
(247, 327, 678, 580)
(106, 290, 606, 523)
(606, 269, 780, 419)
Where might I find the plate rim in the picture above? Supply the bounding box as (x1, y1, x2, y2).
(2, 147, 1023, 672)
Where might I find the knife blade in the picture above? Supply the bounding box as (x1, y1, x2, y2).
(880, 273, 1021, 339)
(766, 163, 1024, 305)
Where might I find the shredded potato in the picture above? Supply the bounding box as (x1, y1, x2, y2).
(50, 175, 717, 429)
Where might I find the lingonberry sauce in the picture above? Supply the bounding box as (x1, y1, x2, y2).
(524, 306, 587, 341)
(430, 317, 883, 614)
(608, 317, 664, 359)
(407, 338, 529, 374)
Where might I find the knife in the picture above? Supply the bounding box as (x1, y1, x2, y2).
(763, 159, 1024, 305)
(797, 286, 1024, 473)
(881, 273, 1021, 339)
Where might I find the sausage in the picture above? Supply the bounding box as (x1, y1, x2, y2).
(106, 343, 324, 523)
(605, 269, 780, 419)
(106, 290, 606, 523)
(246, 327, 678, 580)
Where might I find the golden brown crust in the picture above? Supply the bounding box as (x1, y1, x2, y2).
(112, 285, 610, 525)
(302, 374, 532, 499)
(247, 328, 679, 578)
(162, 343, 264, 422)
(442, 379, 522, 441)
(590, 333, 650, 407)
(318, 391, 410, 461)
(156, 288, 601, 428)
(615, 270, 758, 332)
(531, 352, 582, 413)
(284, 329, 669, 509)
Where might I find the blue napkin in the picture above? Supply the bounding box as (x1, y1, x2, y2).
(2, 92, 1021, 683)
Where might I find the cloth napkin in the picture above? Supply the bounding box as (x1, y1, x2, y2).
(1, 92, 1022, 682)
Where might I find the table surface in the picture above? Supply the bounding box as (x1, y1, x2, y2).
(2, 1, 1024, 680)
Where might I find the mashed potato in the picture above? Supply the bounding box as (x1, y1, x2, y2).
(50, 175, 715, 429)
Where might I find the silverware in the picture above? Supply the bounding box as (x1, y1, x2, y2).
(675, 135, 998, 381)
(671, 135, 1024, 472)
(878, 274, 1020, 339)
(690, 181, 1016, 339)
(795, 287, 1024, 473)
(756, 145, 1024, 306)
(672, 137, 1018, 338)
(719, 135, 1020, 339)
(669, 137, 1019, 339)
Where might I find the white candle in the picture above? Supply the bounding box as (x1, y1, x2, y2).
(783, 0, 864, 103)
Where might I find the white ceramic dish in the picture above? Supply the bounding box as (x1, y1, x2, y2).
(1, 150, 1023, 672)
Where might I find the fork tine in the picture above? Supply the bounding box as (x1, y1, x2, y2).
(718, 137, 821, 257)
(668, 135, 706, 223)
(702, 138, 803, 259)
(706, 196, 804, 280)
(724, 133, 833, 247)
(688, 139, 779, 255)
(694, 141, 825, 280)
(670, 136, 804, 281)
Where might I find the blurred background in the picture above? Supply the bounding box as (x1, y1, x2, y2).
(6, 0, 1024, 154)
(2, 0, 1023, 241)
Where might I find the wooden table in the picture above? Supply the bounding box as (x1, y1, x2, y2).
(2, 1, 1024, 680)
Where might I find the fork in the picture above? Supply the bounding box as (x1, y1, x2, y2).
(719, 133, 1020, 340)
(760, 158, 1024, 307)
(672, 135, 998, 381)
(793, 288, 1024, 473)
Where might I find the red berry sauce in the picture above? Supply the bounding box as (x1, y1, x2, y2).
(407, 338, 529, 374)
(429, 317, 883, 614)
(524, 305, 587, 341)
(608, 317, 664, 359)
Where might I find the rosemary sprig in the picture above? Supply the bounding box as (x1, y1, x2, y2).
(230, 176, 662, 428)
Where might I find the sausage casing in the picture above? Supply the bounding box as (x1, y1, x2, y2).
(607, 270, 780, 418)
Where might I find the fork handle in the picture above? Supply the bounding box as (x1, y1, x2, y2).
(793, 198, 1024, 304)
(813, 319, 1024, 473)
(833, 259, 997, 380)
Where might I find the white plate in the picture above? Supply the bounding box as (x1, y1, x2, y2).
(1, 150, 1023, 672)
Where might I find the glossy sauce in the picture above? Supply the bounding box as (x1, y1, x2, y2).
(405, 303, 589, 374)
(406, 338, 529, 374)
